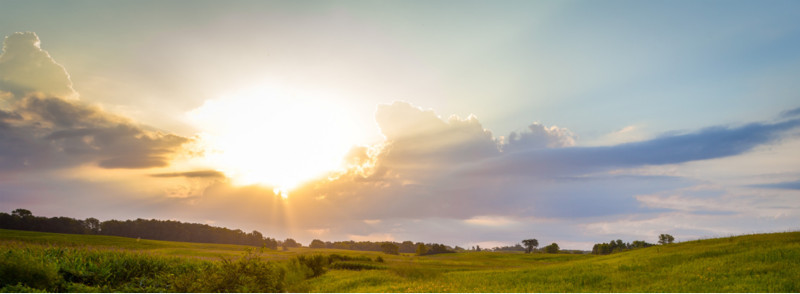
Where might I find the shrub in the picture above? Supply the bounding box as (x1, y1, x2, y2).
(329, 261, 386, 271)
(295, 254, 328, 277)
(0, 250, 61, 291)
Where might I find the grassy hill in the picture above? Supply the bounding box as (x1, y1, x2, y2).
(1, 228, 798, 292)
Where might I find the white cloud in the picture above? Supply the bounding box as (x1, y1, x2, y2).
(0, 32, 77, 100)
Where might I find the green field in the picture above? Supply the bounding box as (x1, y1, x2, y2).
(1, 229, 798, 292)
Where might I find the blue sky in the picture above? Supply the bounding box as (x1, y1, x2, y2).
(1, 0, 799, 249)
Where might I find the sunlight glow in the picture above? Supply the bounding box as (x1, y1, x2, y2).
(187, 84, 359, 194)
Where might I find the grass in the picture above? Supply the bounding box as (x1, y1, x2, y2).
(1, 229, 799, 292)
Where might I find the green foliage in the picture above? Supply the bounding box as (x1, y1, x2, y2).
(283, 238, 301, 248)
(0, 209, 279, 247)
(543, 243, 560, 253)
(522, 239, 538, 253)
(309, 239, 326, 248)
(380, 242, 399, 255)
(294, 254, 327, 277)
(2, 228, 799, 293)
(415, 243, 428, 255)
(330, 261, 387, 271)
(593, 239, 654, 255)
(659, 234, 675, 245)
(0, 249, 61, 291)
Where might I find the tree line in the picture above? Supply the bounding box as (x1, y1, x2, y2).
(591, 234, 674, 255)
(0, 209, 280, 248)
(308, 239, 456, 255)
(0, 209, 457, 255)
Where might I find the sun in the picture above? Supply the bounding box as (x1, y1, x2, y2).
(187, 84, 359, 195)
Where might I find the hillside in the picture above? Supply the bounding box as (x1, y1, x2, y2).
(1, 229, 798, 292)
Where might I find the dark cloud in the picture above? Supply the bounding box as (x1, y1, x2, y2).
(0, 96, 189, 170)
(0, 32, 76, 99)
(780, 106, 800, 118)
(471, 118, 800, 177)
(151, 170, 226, 178)
(750, 180, 800, 190)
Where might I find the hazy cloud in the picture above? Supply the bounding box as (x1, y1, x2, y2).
(151, 170, 226, 178)
(780, 106, 800, 118)
(0, 32, 77, 100)
(0, 96, 189, 170)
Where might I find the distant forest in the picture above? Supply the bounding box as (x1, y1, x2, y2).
(0, 209, 455, 254)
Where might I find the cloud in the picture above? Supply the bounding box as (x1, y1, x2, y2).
(464, 215, 518, 227)
(749, 180, 800, 190)
(0, 32, 77, 100)
(780, 106, 800, 118)
(151, 170, 226, 178)
(0, 32, 190, 171)
(471, 118, 800, 177)
(503, 122, 575, 151)
(375, 101, 500, 165)
(0, 96, 189, 170)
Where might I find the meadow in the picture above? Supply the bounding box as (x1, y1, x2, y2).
(1, 228, 798, 292)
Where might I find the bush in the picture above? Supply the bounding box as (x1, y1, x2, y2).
(329, 261, 386, 271)
(0, 250, 61, 291)
(294, 254, 328, 277)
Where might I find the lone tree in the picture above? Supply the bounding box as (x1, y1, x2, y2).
(522, 239, 539, 253)
(543, 243, 560, 254)
(658, 234, 675, 245)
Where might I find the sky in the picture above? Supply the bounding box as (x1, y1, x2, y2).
(1, 0, 800, 250)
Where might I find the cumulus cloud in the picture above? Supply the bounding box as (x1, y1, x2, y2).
(375, 101, 500, 165)
(0, 32, 77, 100)
(503, 122, 575, 152)
(0, 32, 190, 171)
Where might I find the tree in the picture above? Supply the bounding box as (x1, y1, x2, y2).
(381, 242, 399, 255)
(309, 239, 326, 248)
(85, 218, 100, 234)
(415, 243, 428, 255)
(658, 234, 675, 245)
(522, 239, 539, 253)
(11, 208, 32, 217)
(283, 238, 301, 247)
(543, 243, 560, 254)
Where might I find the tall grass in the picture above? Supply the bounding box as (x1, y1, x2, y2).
(2, 229, 798, 292)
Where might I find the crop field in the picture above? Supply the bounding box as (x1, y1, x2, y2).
(1, 228, 798, 292)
